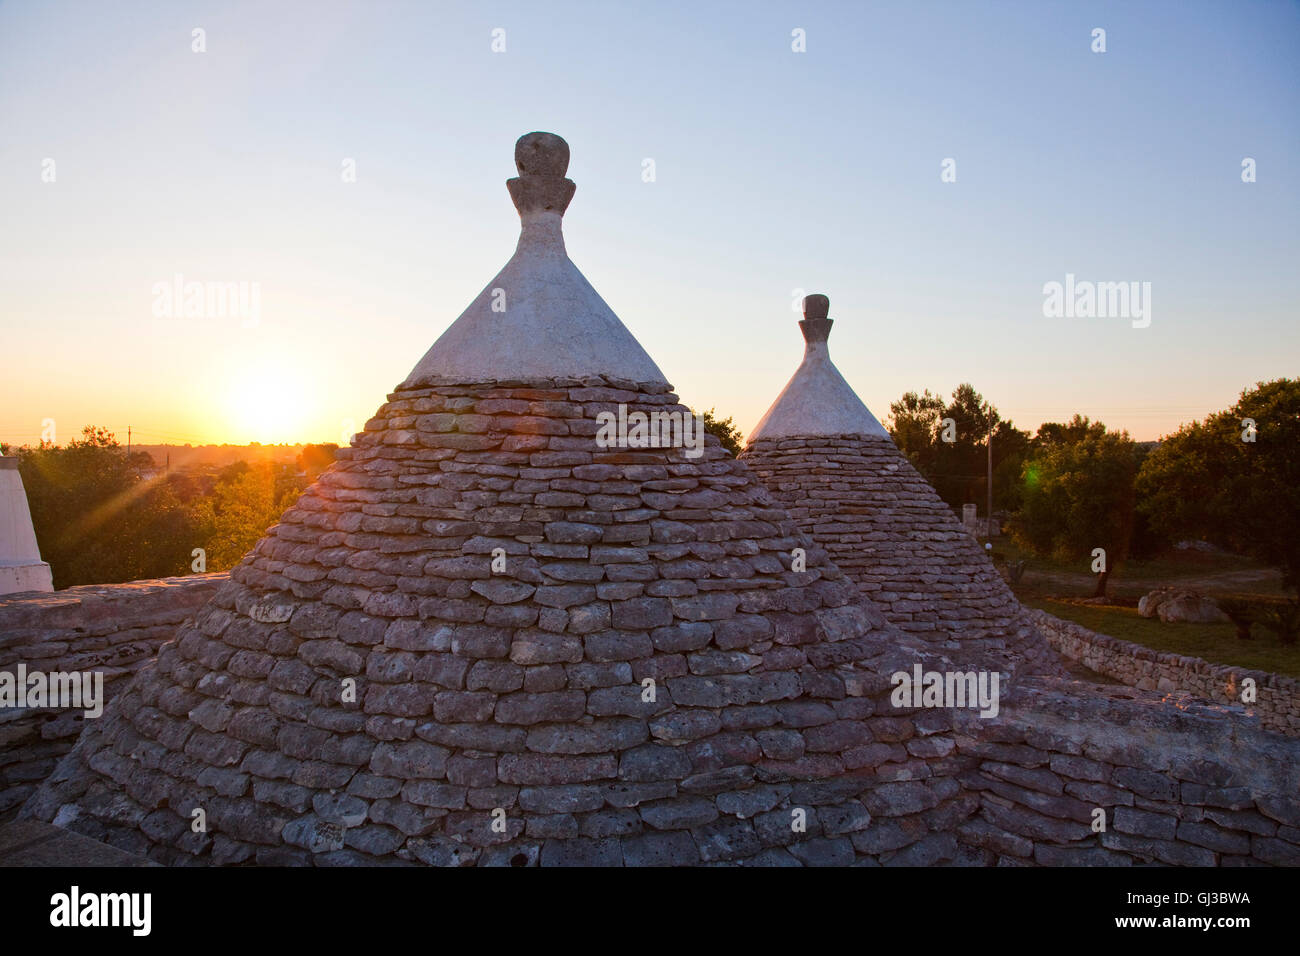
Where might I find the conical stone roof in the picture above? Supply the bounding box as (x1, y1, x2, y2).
(404, 132, 667, 390)
(747, 295, 889, 444)
(23, 136, 977, 867)
(741, 296, 1061, 675)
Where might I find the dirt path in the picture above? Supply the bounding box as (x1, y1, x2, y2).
(1019, 566, 1283, 598)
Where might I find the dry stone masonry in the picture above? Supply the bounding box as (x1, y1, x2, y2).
(1029, 608, 1300, 737)
(954, 680, 1300, 866)
(20, 133, 985, 866)
(740, 297, 1059, 676)
(0, 575, 223, 818)
(12, 135, 1300, 867)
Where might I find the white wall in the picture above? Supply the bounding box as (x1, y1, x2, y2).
(0, 458, 53, 593)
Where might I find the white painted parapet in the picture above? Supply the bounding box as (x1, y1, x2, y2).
(0, 457, 53, 594)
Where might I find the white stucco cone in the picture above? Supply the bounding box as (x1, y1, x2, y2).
(747, 294, 890, 442)
(404, 132, 668, 389)
(0, 457, 53, 594)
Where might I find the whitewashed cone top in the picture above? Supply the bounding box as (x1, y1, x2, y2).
(747, 295, 890, 442)
(404, 132, 668, 388)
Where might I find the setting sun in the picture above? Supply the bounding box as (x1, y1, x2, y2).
(223, 362, 314, 444)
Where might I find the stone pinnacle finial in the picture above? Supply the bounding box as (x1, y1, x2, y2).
(799, 293, 833, 344)
(508, 131, 576, 216)
(515, 132, 570, 177)
(803, 294, 829, 320)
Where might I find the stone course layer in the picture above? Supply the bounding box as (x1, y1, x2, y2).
(14, 132, 1300, 867)
(23, 379, 988, 866)
(1029, 608, 1300, 738)
(1, 575, 223, 817)
(741, 433, 1058, 674)
(14, 400, 1300, 866)
(955, 680, 1300, 866)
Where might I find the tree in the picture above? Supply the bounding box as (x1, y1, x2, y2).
(297, 443, 339, 477)
(886, 384, 1031, 512)
(1034, 415, 1104, 447)
(990, 421, 1034, 513)
(1013, 419, 1139, 597)
(887, 389, 945, 480)
(700, 408, 744, 458)
(191, 462, 302, 570)
(17, 427, 198, 587)
(13, 427, 321, 586)
(1137, 379, 1300, 593)
(946, 383, 1000, 441)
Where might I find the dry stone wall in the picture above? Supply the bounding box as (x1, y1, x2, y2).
(953, 680, 1300, 866)
(0, 574, 224, 816)
(11, 126, 1294, 866)
(1028, 608, 1300, 738)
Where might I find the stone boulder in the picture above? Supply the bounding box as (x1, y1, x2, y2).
(1174, 539, 1222, 554)
(1138, 588, 1229, 624)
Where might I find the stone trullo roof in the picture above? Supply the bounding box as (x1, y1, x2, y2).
(741, 296, 1060, 675)
(747, 295, 890, 444)
(23, 134, 976, 867)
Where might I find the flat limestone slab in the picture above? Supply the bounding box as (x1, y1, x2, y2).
(0, 819, 157, 867)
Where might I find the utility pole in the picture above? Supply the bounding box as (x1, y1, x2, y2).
(986, 425, 993, 540)
(127, 425, 131, 464)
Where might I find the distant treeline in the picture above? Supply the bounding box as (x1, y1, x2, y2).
(884, 379, 1300, 600)
(131, 443, 309, 471)
(8, 428, 338, 589)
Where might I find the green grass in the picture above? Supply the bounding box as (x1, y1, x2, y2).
(1020, 596, 1300, 679)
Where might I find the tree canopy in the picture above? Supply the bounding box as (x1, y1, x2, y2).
(1137, 379, 1300, 592)
(18, 427, 195, 587)
(700, 408, 744, 458)
(16, 426, 305, 587)
(1013, 418, 1140, 596)
(297, 443, 340, 477)
(886, 383, 1031, 511)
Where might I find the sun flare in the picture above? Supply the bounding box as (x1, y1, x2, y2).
(224, 363, 313, 444)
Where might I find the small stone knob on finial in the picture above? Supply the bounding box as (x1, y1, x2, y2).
(799, 293, 833, 344)
(508, 131, 576, 216)
(803, 294, 830, 320)
(515, 132, 570, 178)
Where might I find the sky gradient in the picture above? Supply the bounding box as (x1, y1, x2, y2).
(2, 0, 1297, 448)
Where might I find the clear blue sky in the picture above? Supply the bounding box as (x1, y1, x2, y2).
(1, 0, 1296, 446)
